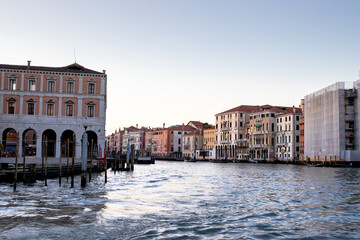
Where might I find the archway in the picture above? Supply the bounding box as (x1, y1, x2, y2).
(23, 129, 37, 156)
(43, 129, 56, 157)
(86, 130, 98, 158)
(61, 130, 76, 158)
(2, 128, 17, 157)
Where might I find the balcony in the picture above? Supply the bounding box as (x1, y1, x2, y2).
(345, 91, 357, 98)
(251, 144, 264, 148)
(253, 131, 265, 135)
(220, 127, 231, 131)
(345, 106, 355, 113)
(220, 140, 231, 144)
(236, 138, 248, 143)
(345, 114, 355, 122)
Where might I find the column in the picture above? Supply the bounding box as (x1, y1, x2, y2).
(36, 133, 42, 158)
(59, 76, 63, 92)
(40, 74, 44, 91)
(58, 97, 62, 117)
(78, 98, 82, 117)
(19, 95, 23, 115)
(21, 73, 24, 91)
(0, 94, 3, 114)
(18, 132, 23, 158)
(55, 135, 61, 158)
(39, 96, 43, 116)
(1, 72, 4, 89)
(79, 77, 83, 94)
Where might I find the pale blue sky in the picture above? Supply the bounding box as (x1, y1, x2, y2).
(1, 0, 360, 133)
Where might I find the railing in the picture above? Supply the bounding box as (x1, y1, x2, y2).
(220, 140, 231, 144)
(220, 127, 231, 131)
(236, 138, 248, 142)
(345, 91, 357, 98)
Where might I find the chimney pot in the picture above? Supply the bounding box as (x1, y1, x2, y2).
(27, 60, 31, 69)
(103, 70, 106, 74)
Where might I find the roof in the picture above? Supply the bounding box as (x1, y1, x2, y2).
(184, 129, 202, 136)
(0, 62, 104, 75)
(217, 105, 261, 115)
(125, 126, 139, 132)
(168, 125, 196, 131)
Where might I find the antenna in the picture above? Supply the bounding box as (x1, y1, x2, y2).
(73, 48, 77, 63)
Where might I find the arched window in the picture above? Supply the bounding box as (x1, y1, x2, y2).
(86, 101, 95, 118)
(6, 97, 16, 114)
(26, 99, 35, 115)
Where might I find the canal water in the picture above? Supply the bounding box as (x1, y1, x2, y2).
(0, 161, 359, 239)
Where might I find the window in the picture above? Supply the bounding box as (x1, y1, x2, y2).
(46, 100, 55, 116)
(8, 101, 15, 114)
(88, 83, 95, 94)
(87, 105, 94, 117)
(66, 101, 74, 116)
(27, 100, 35, 115)
(48, 80, 55, 92)
(67, 81, 75, 93)
(9, 78, 16, 90)
(296, 124, 299, 130)
(29, 79, 36, 91)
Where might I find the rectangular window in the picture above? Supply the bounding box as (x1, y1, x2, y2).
(67, 81, 74, 93)
(9, 79, 16, 90)
(47, 104, 54, 116)
(8, 102, 15, 114)
(29, 80, 36, 91)
(66, 104, 73, 116)
(88, 83, 95, 94)
(48, 81, 55, 92)
(28, 102, 34, 115)
(296, 124, 299, 130)
(87, 105, 94, 118)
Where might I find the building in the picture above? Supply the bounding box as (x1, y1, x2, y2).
(151, 123, 195, 158)
(304, 81, 360, 161)
(201, 126, 215, 159)
(248, 105, 302, 161)
(121, 126, 145, 154)
(182, 129, 203, 159)
(0, 61, 106, 160)
(215, 105, 261, 160)
(274, 110, 302, 161)
(299, 116, 305, 160)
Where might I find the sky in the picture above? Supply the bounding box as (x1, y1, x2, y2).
(1, 0, 360, 134)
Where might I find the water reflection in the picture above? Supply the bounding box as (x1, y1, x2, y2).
(0, 162, 360, 239)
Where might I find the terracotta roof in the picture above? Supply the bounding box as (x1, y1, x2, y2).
(0, 62, 104, 75)
(217, 105, 261, 115)
(184, 129, 202, 136)
(168, 125, 196, 131)
(125, 126, 139, 132)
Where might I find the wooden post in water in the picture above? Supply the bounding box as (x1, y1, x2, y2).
(104, 145, 107, 184)
(71, 135, 75, 188)
(89, 139, 93, 182)
(59, 142, 62, 187)
(23, 138, 26, 184)
(42, 140, 44, 181)
(67, 139, 70, 181)
(130, 144, 135, 171)
(45, 136, 48, 187)
(13, 133, 19, 191)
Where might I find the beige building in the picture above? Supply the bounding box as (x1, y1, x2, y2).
(0, 61, 106, 160)
(182, 130, 203, 159)
(215, 105, 260, 160)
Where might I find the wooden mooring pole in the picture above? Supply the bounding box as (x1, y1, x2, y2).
(71, 135, 75, 188)
(67, 139, 70, 182)
(59, 148, 62, 187)
(45, 136, 48, 187)
(104, 145, 107, 184)
(23, 139, 26, 184)
(130, 144, 135, 171)
(13, 133, 19, 191)
(89, 139, 93, 182)
(42, 141, 44, 181)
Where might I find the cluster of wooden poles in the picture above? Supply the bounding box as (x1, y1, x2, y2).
(12, 133, 109, 191)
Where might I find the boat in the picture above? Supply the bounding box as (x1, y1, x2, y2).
(248, 159, 258, 163)
(136, 150, 155, 164)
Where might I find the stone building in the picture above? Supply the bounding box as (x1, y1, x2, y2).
(0, 61, 106, 160)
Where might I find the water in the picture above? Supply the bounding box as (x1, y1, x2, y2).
(1, 161, 360, 239)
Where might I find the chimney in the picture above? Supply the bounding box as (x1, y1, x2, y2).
(27, 60, 31, 69)
(136, 124, 138, 128)
(293, 105, 295, 113)
(163, 123, 165, 129)
(103, 70, 106, 74)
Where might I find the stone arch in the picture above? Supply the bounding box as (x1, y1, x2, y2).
(61, 130, 76, 158)
(2, 128, 17, 157)
(42, 129, 57, 157)
(23, 128, 37, 156)
(86, 130, 98, 157)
